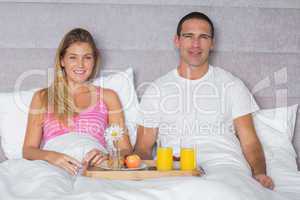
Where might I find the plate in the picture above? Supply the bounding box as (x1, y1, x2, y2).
(98, 161, 148, 171)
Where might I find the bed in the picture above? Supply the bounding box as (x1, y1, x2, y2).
(0, 1, 299, 200)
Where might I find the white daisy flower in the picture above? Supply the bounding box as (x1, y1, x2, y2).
(104, 124, 124, 150)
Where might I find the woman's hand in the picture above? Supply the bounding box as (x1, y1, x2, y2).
(46, 151, 82, 176)
(82, 148, 108, 167)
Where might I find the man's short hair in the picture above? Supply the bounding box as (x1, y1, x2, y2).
(176, 12, 215, 39)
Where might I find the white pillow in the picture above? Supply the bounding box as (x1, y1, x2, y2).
(0, 68, 139, 159)
(93, 68, 139, 145)
(253, 104, 298, 172)
(0, 89, 38, 159)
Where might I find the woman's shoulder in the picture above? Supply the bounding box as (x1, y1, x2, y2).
(95, 87, 118, 98)
(32, 88, 48, 101)
(29, 88, 48, 113)
(34, 88, 47, 97)
(103, 88, 118, 97)
(96, 87, 120, 105)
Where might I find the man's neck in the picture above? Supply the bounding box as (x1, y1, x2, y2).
(177, 63, 209, 80)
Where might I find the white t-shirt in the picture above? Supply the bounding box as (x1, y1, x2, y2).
(138, 65, 259, 172)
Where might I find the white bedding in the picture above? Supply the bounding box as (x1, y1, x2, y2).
(0, 133, 298, 200)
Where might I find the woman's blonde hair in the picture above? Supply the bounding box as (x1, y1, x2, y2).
(44, 28, 100, 125)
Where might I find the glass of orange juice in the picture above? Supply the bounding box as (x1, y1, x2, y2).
(180, 138, 197, 171)
(156, 137, 173, 171)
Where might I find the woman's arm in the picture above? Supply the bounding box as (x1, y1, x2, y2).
(23, 90, 81, 175)
(23, 90, 49, 160)
(102, 88, 133, 156)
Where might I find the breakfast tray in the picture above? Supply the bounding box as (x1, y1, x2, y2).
(83, 160, 204, 180)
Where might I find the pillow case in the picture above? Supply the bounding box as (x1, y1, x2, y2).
(93, 68, 139, 145)
(253, 104, 298, 172)
(0, 68, 139, 159)
(0, 137, 7, 162)
(0, 89, 38, 159)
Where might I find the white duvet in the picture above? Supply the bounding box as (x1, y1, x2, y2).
(0, 133, 299, 200)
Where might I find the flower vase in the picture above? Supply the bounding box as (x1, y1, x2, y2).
(108, 141, 123, 170)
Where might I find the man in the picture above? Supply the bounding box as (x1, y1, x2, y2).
(134, 11, 274, 190)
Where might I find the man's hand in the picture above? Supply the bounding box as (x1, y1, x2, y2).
(254, 174, 274, 190)
(234, 114, 274, 190)
(134, 126, 158, 160)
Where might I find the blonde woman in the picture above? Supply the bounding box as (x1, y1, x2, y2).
(23, 28, 132, 175)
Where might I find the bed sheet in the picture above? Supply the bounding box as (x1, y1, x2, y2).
(0, 134, 298, 200)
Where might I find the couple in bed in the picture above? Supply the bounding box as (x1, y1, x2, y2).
(23, 11, 274, 193)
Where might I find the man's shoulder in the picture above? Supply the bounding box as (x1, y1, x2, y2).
(142, 69, 177, 95)
(212, 66, 250, 94)
(146, 69, 177, 88)
(212, 66, 241, 84)
(153, 69, 177, 85)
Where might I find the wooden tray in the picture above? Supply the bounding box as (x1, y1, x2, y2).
(83, 160, 204, 181)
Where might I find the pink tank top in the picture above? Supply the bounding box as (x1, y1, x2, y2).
(42, 89, 108, 146)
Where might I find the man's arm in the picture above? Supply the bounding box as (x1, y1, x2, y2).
(133, 125, 158, 160)
(234, 113, 274, 189)
(234, 113, 265, 175)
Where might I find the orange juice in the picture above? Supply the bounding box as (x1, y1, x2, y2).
(180, 147, 196, 170)
(156, 147, 173, 171)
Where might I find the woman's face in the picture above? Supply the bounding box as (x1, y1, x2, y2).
(61, 42, 95, 86)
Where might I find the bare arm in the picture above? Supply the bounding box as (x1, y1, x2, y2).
(234, 113, 274, 189)
(234, 114, 265, 175)
(23, 90, 81, 175)
(103, 89, 132, 156)
(23, 90, 51, 161)
(133, 125, 158, 160)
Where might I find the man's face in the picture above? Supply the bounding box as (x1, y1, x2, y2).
(174, 19, 214, 68)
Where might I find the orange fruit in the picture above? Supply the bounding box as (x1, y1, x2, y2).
(125, 154, 141, 168)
